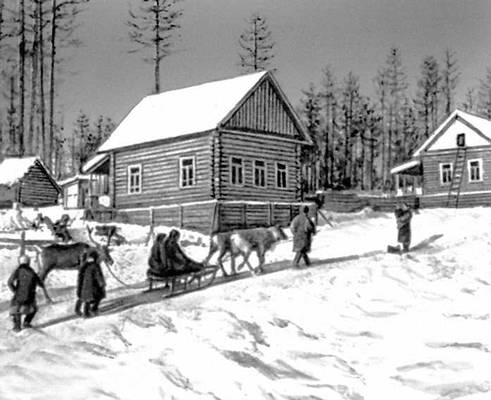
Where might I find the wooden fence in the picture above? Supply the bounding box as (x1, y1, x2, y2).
(110, 200, 316, 234)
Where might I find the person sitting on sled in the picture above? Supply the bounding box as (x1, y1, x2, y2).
(53, 214, 72, 242)
(395, 202, 412, 252)
(75, 249, 106, 318)
(163, 229, 203, 275)
(147, 233, 168, 278)
(8, 255, 52, 331)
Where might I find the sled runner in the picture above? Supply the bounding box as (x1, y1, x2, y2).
(146, 265, 219, 293)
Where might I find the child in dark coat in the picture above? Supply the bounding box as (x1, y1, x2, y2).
(75, 249, 106, 318)
(8, 255, 52, 331)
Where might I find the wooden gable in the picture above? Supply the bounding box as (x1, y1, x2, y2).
(222, 76, 307, 141)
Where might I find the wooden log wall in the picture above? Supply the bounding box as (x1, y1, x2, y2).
(421, 192, 491, 208)
(422, 148, 491, 195)
(114, 133, 213, 209)
(218, 130, 300, 202)
(19, 162, 59, 206)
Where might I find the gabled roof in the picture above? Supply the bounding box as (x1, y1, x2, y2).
(0, 156, 60, 191)
(413, 109, 491, 156)
(98, 71, 310, 152)
(82, 153, 109, 174)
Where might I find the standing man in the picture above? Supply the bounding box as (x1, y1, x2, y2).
(290, 205, 316, 267)
(395, 202, 413, 252)
(8, 255, 52, 332)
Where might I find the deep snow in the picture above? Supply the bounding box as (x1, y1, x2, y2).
(0, 207, 491, 399)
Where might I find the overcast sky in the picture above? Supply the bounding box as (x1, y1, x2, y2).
(58, 0, 491, 126)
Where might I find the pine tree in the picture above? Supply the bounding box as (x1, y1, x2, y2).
(72, 111, 90, 173)
(299, 84, 321, 192)
(238, 12, 275, 72)
(461, 87, 477, 113)
(440, 49, 459, 116)
(127, 0, 182, 94)
(478, 67, 491, 119)
(339, 71, 361, 187)
(319, 65, 338, 188)
(414, 55, 441, 141)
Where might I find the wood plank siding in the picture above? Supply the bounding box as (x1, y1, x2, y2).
(113, 133, 212, 208)
(422, 148, 491, 195)
(224, 78, 300, 138)
(19, 162, 59, 206)
(217, 130, 300, 202)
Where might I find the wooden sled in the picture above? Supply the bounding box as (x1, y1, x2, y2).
(146, 266, 218, 293)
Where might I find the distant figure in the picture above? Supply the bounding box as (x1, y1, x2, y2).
(10, 203, 31, 230)
(53, 214, 72, 242)
(75, 249, 106, 318)
(164, 229, 203, 275)
(395, 202, 413, 252)
(8, 255, 52, 332)
(290, 206, 316, 267)
(147, 233, 168, 277)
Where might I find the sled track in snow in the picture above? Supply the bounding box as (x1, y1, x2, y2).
(34, 234, 443, 329)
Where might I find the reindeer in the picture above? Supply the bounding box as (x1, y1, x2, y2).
(37, 226, 114, 282)
(204, 225, 288, 276)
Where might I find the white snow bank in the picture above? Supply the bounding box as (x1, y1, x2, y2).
(0, 207, 491, 399)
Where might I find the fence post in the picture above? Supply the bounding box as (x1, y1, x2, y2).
(179, 205, 184, 228)
(19, 230, 26, 256)
(268, 202, 274, 226)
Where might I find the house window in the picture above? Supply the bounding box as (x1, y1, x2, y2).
(276, 162, 287, 188)
(468, 159, 483, 182)
(439, 163, 453, 185)
(457, 133, 466, 147)
(253, 160, 266, 187)
(180, 156, 196, 188)
(230, 157, 244, 185)
(127, 164, 142, 194)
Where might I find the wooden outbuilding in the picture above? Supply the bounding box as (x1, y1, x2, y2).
(58, 175, 91, 209)
(89, 71, 313, 231)
(0, 156, 61, 208)
(391, 109, 491, 208)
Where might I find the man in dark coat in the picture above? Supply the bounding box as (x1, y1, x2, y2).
(395, 202, 412, 252)
(163, 229, 203, 275)
(147, 233, 168, 277)
(8, 255, 52, 331)
(75, 249, 106, 318)
(290, 206, 316, 267)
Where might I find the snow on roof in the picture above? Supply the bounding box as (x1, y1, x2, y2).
(413, 109, 491, 156)
(390, 159, 421, 175)
(0, 157, 40, 186)
(98, 71, 268, 152)
(58, 174, 90, 187)
(82, 153, 109, 174)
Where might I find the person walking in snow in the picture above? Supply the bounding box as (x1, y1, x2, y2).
(395, 202, 412, 252)
(290, 205, 316, 267)
(8, 255, 52, 332)
(75, 249, 106, 318)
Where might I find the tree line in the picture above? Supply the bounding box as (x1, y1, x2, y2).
(2, 2, 491, 189)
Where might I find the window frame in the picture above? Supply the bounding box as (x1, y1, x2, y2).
(179, 156, 196, 189)
(275, 162, 288, 189)
(127, 164, 142, 195)
(253, 159, 267, 188)
(467, 158, 483, 183)
(439, 162, 453, 185)
(230, 156, 245, 186)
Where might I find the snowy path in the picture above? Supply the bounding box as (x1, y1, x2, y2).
(1, 208, 491, 400)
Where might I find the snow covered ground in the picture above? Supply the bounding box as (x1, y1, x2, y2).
(1, 207, 491, 399)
